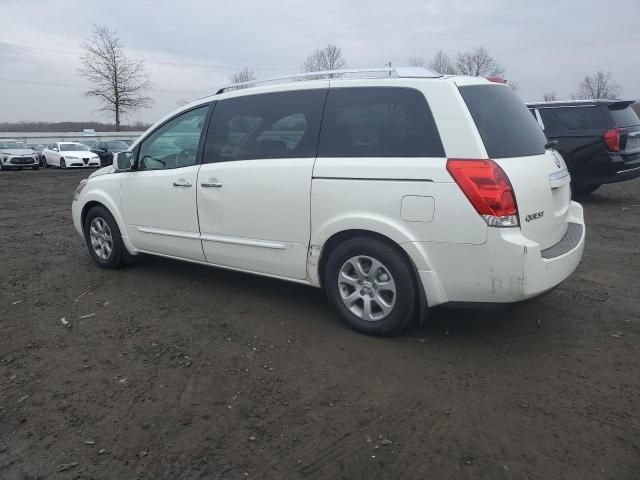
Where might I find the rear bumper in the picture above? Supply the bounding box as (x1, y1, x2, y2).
(404, 201, 585, 306)
(579, 154, 640, 186)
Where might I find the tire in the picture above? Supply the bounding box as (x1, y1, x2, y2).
(83, 206, 129, 269)
(42, 157, 49, 168)
(32, 165, 39, 171)
(60, 158, 66, 169)
(324, 237, 417, 336)
(0, 162, 7, 171)
(572, 183, 600, 195)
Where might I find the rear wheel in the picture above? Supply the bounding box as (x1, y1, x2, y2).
(83, 206, 129, 269)
(60, 158, 66, 169)
(324, 237, 417, 336)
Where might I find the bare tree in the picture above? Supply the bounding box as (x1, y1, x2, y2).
(575, 71, 622, 99)
(79, 25, 153, 131)
(408, 57, 426, 67)
(429, 50, 456, 74)
(301, 44, 346, 77)
(229, 67, 256, 87)
(543, 92, 558, 101)
(454, 47, 504, 77)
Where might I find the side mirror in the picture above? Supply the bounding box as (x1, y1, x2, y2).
(115, 151, 134, 170)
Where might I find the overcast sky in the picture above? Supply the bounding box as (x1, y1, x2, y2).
(1, 0, 638, 125)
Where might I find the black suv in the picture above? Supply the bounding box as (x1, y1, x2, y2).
(85, 140, 130, 167)
(527, 100, 640, 194)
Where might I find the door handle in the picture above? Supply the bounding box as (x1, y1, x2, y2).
(172, 181, 192, 188)
(201, 182, 223, 188)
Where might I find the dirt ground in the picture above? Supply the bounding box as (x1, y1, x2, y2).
(0, 169, 638, 480)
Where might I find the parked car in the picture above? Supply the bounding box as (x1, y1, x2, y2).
(72, 67, 585, 336)
(42, 142, 101, 168)
(0, 139, 40, 170)
(27, 143, 46, 165)
(87, 140, 130, 166)
(527, 99, 640, 194)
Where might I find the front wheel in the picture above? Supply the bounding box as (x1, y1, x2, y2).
(32, 165, 39, 170)
(324, 237, 418, 336)
(60, 158, 66, 169)
(83, 206, 129, 269)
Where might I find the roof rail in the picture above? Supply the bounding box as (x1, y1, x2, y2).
(214, 66, 442, 94)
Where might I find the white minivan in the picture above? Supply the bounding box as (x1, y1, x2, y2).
(72, 67, 585, 335)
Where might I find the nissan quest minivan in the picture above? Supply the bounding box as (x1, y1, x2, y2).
(71, 67, 585, 335)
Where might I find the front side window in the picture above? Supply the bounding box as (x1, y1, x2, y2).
(138, 105, 209, 170)
(318, 87, 444, 157)
(204, 89, 327, 163)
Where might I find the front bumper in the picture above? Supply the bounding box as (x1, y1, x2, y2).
(65, 159, 101, 168)
(2, 156, 39, 166)
(404, 201, 585, 306)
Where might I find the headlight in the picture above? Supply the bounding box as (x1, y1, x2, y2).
(73, 179, 88, 201)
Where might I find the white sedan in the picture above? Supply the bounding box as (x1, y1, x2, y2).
(42, 142, 101, 168)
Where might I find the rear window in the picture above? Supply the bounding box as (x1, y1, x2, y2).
(552, 106, 607, 130)
(609, 106, 640, 127)
(459, 85, 546, 158)
(318, 87, 444, 157)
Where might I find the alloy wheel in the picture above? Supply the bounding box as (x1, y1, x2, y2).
(89, 217, 113, 260)
(338, 255, 397, 321)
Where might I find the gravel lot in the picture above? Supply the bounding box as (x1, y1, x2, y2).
(1, 169, 639, 480)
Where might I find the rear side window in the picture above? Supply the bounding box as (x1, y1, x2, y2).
(459, 85, 546, 158)
(552, 106, 607, 130)
(318, 87, 444, 157)
(609, 106, 640, 127)
(204, 89, 327, 162)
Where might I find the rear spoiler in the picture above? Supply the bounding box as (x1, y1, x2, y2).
(608, 100, 635, 110)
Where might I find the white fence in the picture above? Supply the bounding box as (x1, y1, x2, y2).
(0, 131, 145, 145)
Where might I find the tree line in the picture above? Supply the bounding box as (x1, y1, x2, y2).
(0, 121, 150, 133)
(78, 25, 629, 130)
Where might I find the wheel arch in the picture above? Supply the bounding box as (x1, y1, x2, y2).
(315, 228, 429, 323)
(79, 193, 137, 255)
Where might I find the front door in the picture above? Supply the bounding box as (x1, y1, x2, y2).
(196, 87, 328, 279)
(120, 105, 210, 261)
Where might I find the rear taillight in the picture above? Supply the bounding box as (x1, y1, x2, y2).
(603, 128, 626, 152)
(446, 159, 519, 227)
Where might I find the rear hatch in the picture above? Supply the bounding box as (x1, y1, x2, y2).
(458, 83, 572, 249)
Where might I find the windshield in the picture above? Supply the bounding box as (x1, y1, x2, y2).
(60, 143, 89, 151)
(0, 140, 28, 149)
(106, 141, 129, 150)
